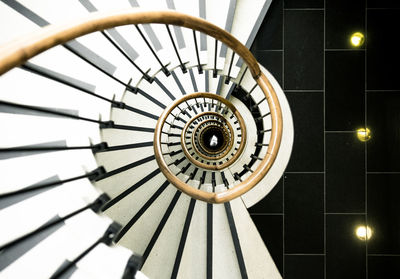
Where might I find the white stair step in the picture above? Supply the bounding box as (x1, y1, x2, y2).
(85, 0, 169, 78)
(0, 113, 101, 148)
(95, 145, 153, 171)
(102, 172, 166, 227)
(0, 1, 39, 45)
(94, 155, 158, 199)
(135, 1, 186, 72)
(231, 197, 282, 278)
(171, 0, 208, 68)
(154, 70, 188, 101)
(14, 0, 135, 85)
(117, 184, 177, 255)
(99, 128, 154, 147)
(0, 66, 114, 121)
(0, 147, 98, 194)
(0, 209, 113, 279)
(204, 0, 233, 71)
(133, 75, 177, 108)
(0, 179, 100, 246)
(1, 0, 134, 101)
(222, 0, 273, 78)
(212, 202, 242, 279)
(110, 107, 157, 133)
(171, 68, 195, 96)
(176, 199, 207, 279)
(75, 243, 134, 279)
(141, 193, 191, 278)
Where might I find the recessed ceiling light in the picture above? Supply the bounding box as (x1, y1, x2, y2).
(350, 32, 365, 47)
(355, 225, 373, 240)
(356, 128, 371, 142)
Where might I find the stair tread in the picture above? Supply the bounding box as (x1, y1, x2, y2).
(140, 192, 191, 279)
(0, 209, 113, 278)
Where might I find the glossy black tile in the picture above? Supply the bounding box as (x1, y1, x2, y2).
(326, 0, 365, 49)
(367, 0, 400, 8)
(284, 174, 324, 253)
(285, 0, 324, 9)
(253, 0, 283, 50)
(325, 50, 365, 131)
(284, 10, 324, 90)
(286, 92, 324, 172)
(254, 50, 282, 85)
(368, 256, 400, 279)
(248, 177, 283, 213)
(367, 9, 400, 90)
(326, 214, 366, 279)
(251, 215, 283, 275)
(285, 255, 324, 279)
(367, 174, 400, 254)
(367, 92, 400, 172)
(326, 133, 365, 213)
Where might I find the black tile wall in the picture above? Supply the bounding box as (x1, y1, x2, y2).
(286, 92, 324, 171)
(326, 133, 365, 213)
(367, 0, 400, 9)
(254, 50, 283, 85)
(284, 0, 324, 9)
(253, 0, 283, 50)
(326, 214, 366, 279)
(326, 0, 365, 49)
(285, 255, 324, 279)
(325, 50, 365, 131)
(250, 0, 400, 278)
(366, 9, 400, 90)
(284, 174, 324, 253)
(367, 174, 400, 254)
(251, 215, 283, 274)
(249, 177, 283, 214)
(367, 91, 400, 172)
(368, 256, 400, 279)
(284, 10, 324, 90)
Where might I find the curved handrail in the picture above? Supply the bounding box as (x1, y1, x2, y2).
(0, 9, 282, 204)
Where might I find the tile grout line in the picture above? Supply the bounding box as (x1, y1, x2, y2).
(364, 1, 369, 278)
(284, 90, 323, 92)
(285, 171, 325, 174)
(285, 253, 326, 256)
(323, 0, 327, 278)
(284, 8, 324, 10)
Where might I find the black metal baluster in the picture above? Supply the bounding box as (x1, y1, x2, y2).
(50, 222, 121, 279)
(0, 142, 107, 155)
(101, 31, 153, 82)
(166, 24, 187, 73)
(21, 63, 120, 105)
(213, 39, 218, 78)
(0, 100, 112, 126)
(0, 193, 109, 251)
(135, 25, 170, 76)
(95, 155, 156, 181)
(192, 30, 203, 74)
(0, 167, 105, 199)
(225, 52, 236, 84)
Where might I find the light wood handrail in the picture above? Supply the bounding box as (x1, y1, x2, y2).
(0, 9, 282, 203)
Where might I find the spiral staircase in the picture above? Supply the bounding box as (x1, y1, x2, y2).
(0, 0, 294, 278)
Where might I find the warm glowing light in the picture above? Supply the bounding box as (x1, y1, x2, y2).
(356, 128, 371, 142)
(350, 32, 365, 47)
(355, 225, 373, 240)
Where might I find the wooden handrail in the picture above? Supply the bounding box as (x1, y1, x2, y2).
(0, 9, 282, 203)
